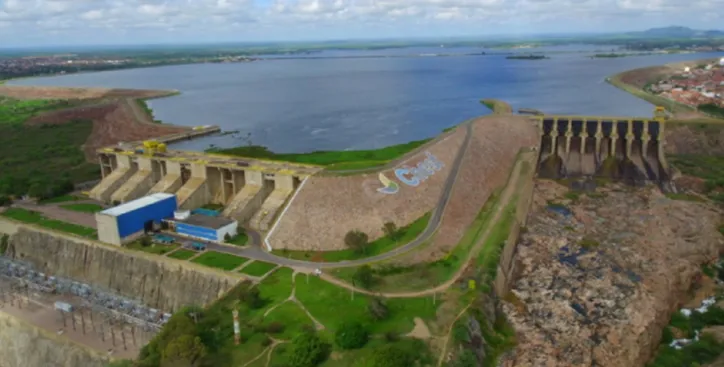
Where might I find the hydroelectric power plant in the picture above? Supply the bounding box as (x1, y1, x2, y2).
(535, 107, 670, 184)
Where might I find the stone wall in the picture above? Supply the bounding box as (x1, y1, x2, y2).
(0, 311, 110, 367)
(0, 220, 240, 311)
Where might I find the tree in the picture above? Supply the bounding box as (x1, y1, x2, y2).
(240, 287, 264, 309)
(344, 230, 369, 254)
(224, 233, 232, 242)
(334, 321, 369, 350)
(353, 265, 374, 289)
(0, 195, 11, 206)
(368, 298, 389, 321)
(161, 334, 207, 367)
(27, 183, 46, 199)
(140, 236, 152, 247)
(382, 222, 400, 241)
(369, 344, 415, 367)
(287, 331, 328, 367)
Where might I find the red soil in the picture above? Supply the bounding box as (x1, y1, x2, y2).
(0, 85, 173, 100)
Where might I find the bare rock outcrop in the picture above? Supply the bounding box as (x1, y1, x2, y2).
(501, 180, 723, 367)
(0, 311, 110, 367)
(6, 226, 240, 311)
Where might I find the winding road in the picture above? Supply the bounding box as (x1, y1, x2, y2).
(186, 119, 476, 269)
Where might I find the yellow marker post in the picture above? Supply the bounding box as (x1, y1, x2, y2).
(468, 280, 476, 290)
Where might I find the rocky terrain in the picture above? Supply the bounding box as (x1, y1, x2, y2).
(500, 179, 723, 367)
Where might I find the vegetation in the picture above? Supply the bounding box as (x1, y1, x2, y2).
(668, 155, 724, 204)
(0, 96, 77, 126)
(0, 119, 99, 198)
(287, 330, 330, 367)
(0, 234, 8, 255)
(135, 99, 163, 123)
(191, 251, 249, 271)
(1, 207, 96, 238)
(344, 230, 369, 254)
(226, 231, 249, 246)
(352, 265, 375, 289)
(665, 192, 706, 202)
(367, 338, 432, 367)
(238, 261, 277, 277)
(480, 99, 513, 115)
(334, 321, 369, 349)
(0, 195, 10, 206)
(648, 305, 724, 367)
(272, 212, 430, 262)
(211, 140, 430, 171)
(506, 54, 548, 60)
(127, 241, 179, 255)
(607, 73, 695, 114)
(698, 103, 724, 119)
(578, 236, 600, 249)
(167, 249, 198, 260)
(59, 203, 104, 213)
(39, 194, 83, 204)
(261, 302, 314, 339)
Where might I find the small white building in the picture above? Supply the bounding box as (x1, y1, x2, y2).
(171, 214, 238, 242)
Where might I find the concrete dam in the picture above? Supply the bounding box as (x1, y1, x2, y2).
(535, 112, 670, 183)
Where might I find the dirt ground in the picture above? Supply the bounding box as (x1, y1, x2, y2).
(0, 85, 174, 100)
(12, 201, 98, 229)
(0, 84, 189, 162)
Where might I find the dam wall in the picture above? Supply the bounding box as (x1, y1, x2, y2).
(0, 219, 240, 311)
(0, 311, 110, 367)
(267, 126, 469, 251)
(428, 116, 539, 255)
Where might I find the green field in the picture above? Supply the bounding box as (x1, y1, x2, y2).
(59, 203, 104, 213)
(239, 261, 278, 277)
(38, 195, 83, 204)
(191, 251, 249, 271)
(0, 207, 96, 238)
(273, 212, 431, 262)
(227, 232, 249, 246)
(0, 96, 76, 126)
(167, 249, 197, 260)
(262, 301, 316, 339)
(0, 119, 99, 198)
(127, 241, 179, 255)
(212, 139, 430, 171)
(668, 154, 724, 203)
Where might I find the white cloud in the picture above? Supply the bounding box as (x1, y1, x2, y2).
(0, 0, 721, 46)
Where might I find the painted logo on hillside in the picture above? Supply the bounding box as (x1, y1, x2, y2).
(376, 151, 444, 194)
(376, 173, 400, 195)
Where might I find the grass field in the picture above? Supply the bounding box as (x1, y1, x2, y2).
(127, 241, 179, 255)
(0, 96, 76, 126)
(38, 195, 83, 204)
(257, 267, 295, 307)
(262, 301, 315, 339)
(167, 249, 197, 260)
(332, 190, 501, 292)
(295, 274, 439, 334)
(239, 261, 278, 277)
(191, 251, 249, 271)
(227, 232, 249, 246)
(0, 207, 96, 238)
(213, 139, 430, 171)
(480, 99, 513, 114)
(0, 119, 99, 197)
(272, 212, 431, 262)
(475, 197, 519, 279)
(668, 154, 724, 203)
(59, 203, 104, 213)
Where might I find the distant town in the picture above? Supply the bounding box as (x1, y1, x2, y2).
(648, 58, 724, 110)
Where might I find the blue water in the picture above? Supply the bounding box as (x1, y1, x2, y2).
(10, 46, 724, 153)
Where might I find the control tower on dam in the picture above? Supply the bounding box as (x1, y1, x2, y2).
(88, 143, 322, 231)
(536, 107, 670, 183)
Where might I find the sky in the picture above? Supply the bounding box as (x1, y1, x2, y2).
(0, 0, 723, 47)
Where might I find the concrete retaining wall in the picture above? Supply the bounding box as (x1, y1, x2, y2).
(0, 311, 110, 367)
(0, 219, 241, 311)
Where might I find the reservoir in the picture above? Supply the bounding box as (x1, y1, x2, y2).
(10, 46, 724, 153)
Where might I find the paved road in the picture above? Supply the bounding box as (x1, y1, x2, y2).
(196, 120, 475, 269)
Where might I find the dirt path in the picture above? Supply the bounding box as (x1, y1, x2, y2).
(436, 302, 474, 367)
(319, 151, 532, 298)
(406, 317, 432, 339)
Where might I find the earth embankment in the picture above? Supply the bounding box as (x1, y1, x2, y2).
(2, 223, 240, 311)
(404, 115, 539, 263)
(267, 126, 468, 251)
(500, 180, 723, 367)
(0, 85, 174, 100)
(0, 311, 110, 367)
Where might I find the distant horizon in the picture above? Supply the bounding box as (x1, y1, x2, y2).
(0, 26, 717, 52)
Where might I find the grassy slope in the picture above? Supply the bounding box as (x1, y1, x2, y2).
(213, 139, 431, 171)
(272, 212, 431, 262)
(239, 261, 278, 277)
(0, 207, 96, 238)
(191, 251, 249, 271)
(59, 203, 104, 213)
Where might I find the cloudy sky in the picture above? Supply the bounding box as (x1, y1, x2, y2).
(0, 0, 722, 47)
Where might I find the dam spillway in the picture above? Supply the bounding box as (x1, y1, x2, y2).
(536, 113, 669, 183)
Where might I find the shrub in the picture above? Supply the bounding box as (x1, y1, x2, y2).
(334, 321, 369, 350)
(0, 195, 10, 206)
(224, 233, 231, 242)
(240, 287, 264, 309)
(287, 331, 328, 367)
(353, 265, 374, 289)
(344, 230, 369, 254)
(261, 336, 272, 347)
(0, 234, 8, 255)
(266, 321, 285, 334)
(369, 344, 415, 367)
(139, 236, 152, 247)
(382, 221, 400, 241)
(368, 298, 389, 321)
